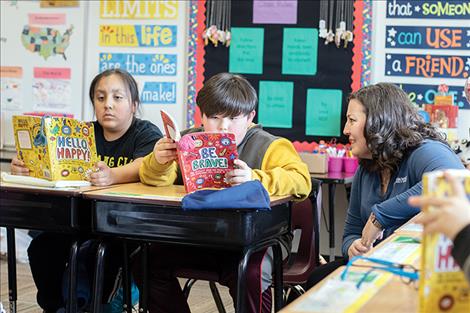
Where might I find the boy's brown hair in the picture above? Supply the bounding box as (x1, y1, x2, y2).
(196, 73, 257, 118)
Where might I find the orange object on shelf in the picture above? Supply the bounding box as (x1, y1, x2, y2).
(424, 104, 459, 128)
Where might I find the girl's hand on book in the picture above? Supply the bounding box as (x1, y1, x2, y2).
(225, 159, 252, 186)
(11, 157, 30, 176)
(89, 161, 114, 186)
(154, 137, 178, 164)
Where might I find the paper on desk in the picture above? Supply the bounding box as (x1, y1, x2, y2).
(370, 235, 420, 264)
(1, 172, 91, 188)
(397, 222, 423, 233)
(292, 271, 389, 313)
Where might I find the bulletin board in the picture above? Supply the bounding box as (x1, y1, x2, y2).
(0, 0, 86, 148)
(202, 0, 355, 143)
(371, 0, 470, 139)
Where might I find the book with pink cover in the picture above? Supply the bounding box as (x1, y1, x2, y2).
(160, 110, 238, 193)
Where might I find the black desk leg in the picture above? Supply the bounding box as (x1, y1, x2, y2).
(66, 242, 78, 313)
(236, 250, 250, 313)
(6, 228, 17, 313)
(139, 243, 149, 313)
(272, 244, 283, 312)
(122, 242, 132, 313)
(328, 184, 337, 262)
(237, 242, 284, 313)
(92, 242, 107, 313)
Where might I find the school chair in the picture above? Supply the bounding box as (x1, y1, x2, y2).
(283, 178, 322, 301)
(178, 178, 323, 312)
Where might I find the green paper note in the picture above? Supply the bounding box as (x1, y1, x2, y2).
(282, 28, 318, 75)
(306, 89, 343, 136)
(258, 81, 294, 128)
(229, 27, 264, 74)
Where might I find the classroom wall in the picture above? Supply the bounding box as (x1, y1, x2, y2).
(371, 0, 470, 140)
(0, 0, 189, 149)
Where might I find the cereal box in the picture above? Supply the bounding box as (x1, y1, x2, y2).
(12, 115, 98, 181)
(419, 169, 470, 312)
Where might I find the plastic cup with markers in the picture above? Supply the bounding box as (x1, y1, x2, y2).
(326, 146, 345, 173)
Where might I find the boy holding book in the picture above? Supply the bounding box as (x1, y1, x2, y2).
(137, 72, 311, 313)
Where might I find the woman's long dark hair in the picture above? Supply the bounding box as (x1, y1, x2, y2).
(349, 83, 447, 172)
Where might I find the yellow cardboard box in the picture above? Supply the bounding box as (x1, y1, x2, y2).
(420, 169, 470, 312)
(299, 152, 328, 174)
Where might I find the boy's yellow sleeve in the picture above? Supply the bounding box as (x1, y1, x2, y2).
(139, 152, 178, 186)
(251, 138, 311, 200)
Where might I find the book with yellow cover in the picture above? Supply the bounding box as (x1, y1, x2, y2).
(420, 169, 470, 313)
(12, 115, 98, 181)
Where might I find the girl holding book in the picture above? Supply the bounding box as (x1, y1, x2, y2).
(11, 69, 162, 312)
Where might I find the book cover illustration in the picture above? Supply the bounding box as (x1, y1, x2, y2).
(178, 132, 238, 193)
(160, 110, 238, 193)
(12, 115, 98, 181)
(419, 170, 470, 313)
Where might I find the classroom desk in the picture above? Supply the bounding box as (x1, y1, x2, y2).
(83, 183, 293, 313)
(310, 172, 354, 261)
(280, 228, 422, 313)
(0, 182, 108, 313)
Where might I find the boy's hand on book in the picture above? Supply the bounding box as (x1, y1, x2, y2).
(10, 157, 30, 176)
(225, 159, 252, 186)
(153, 137, 178, 164)
(88, 161, 114, 186)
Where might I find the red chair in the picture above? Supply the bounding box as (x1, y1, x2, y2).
(283, 178, 322, 300)
(179, 178, 322, 312)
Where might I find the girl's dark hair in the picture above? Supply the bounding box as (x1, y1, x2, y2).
(196, 72, 257, 117)
(88, 69, 140, 110)
(349, 83, 447, 172)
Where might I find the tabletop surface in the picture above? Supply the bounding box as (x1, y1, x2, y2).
(310, 171, 355, 184)
(82, 182, 294, 206)
(280, 220, 423, 313)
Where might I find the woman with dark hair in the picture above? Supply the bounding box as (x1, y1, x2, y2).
(302, 83, 465, 291)
(342, 83, 464, 259)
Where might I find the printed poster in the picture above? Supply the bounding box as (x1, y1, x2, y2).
(258, 81, 294, 128)
(385, 53, 470, 79)
(99, 52, 177, 76)
(306, 89, 343, 137)
(386, 0, 470, 19)
(282, 28, 318, 75)
(229, 27, 264, 74)
(253, 0, 297, 24)
(385, 25, 470, 50)
(99, 24, 177, 47)
(32, 67, 72, 111)
(140, 81, 176, 104)
(100, 0, 178, 19)
(0, 66, 23, 111)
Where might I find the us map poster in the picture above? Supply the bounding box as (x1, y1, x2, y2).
(0, 1, 86, 147)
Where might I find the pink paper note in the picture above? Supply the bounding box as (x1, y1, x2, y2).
(253, 0, 297, 24)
